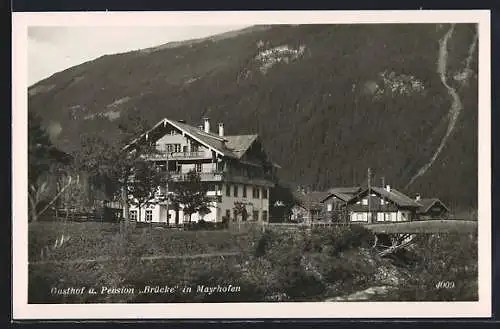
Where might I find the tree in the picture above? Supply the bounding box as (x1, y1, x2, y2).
(127, 160, 168, 222)
(233, 201, 248, 221)
(171, 170, 211, 224)
(28, 112, 71, 222)
(73, 111, 158, 229)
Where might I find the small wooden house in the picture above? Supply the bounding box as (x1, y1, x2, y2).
(321, 187, 362, 222)
(415, 196, 450, 219)
(291, 191, 330, 223)
(345, 185, 421, 224)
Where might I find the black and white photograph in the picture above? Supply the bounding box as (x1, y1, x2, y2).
(12, 10, 491, 319)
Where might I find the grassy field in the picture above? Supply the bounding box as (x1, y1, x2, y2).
(29, 221, 257, 262)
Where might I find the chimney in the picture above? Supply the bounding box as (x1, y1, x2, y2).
(218, 122, 224, 136)
(203, 117, 210, 133)
(385, 185, 391, 192)
(415, 193, 421, 201)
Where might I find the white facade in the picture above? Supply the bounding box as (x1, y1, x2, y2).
(219, 183, 269, 222)
(128, 183, 270, 224)
(126, 119, 273, 224)
(129, 202, 220, 225)
(349, 210, 412, 223)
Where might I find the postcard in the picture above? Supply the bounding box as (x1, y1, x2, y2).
(12, 9, 491, 319)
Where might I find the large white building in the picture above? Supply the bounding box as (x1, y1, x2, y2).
(124, 117, 278, 225)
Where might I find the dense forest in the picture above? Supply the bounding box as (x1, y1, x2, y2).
(28, 24, 479, 208)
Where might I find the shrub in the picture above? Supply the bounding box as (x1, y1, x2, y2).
(276, 251, 326, 299)
(305, 225, 374, 255)
(253, 230, 277, 257)
(250, 229, 326, 299)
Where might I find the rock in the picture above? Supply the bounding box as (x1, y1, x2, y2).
(264, 292, 289, 302)
(325, 286, 393, 302)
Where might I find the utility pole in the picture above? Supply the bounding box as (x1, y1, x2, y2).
(381, 176, 385, 222)
(165, 150, 169, 226)
(367, 167, 372, 224)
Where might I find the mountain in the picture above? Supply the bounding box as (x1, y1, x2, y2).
(28, 24, 479, 208)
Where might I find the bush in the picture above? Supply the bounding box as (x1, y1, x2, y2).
(253, 230, 277, 257)
(249, 229, 326, 299)
(276, 251, 326, 299)
(305, 225, 374, 255)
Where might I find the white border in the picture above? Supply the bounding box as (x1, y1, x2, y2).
(12, 10, 491, 320)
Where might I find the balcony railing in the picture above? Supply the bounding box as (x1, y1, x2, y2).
(168, 171, 224, 181)
(155, 193, 222, 203)
(144, 151, 207, 160)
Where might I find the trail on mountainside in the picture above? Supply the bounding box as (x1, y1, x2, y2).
(405, 24, 478, 189)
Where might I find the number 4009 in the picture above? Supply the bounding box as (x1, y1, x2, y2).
(435, 281, 455, 289)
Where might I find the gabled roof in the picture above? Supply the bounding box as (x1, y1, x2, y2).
(294, 191, 330, 210)
(124, 117, 261, 160)
(327, 187, 362, 195)
(322, 187, 362, 202)
(348, 186, 421, 208)
(169, 119, 233, 157)
(416, 198, 450, 213)
(224, 134, 259, 159)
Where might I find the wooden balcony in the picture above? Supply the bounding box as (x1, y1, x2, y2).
(168, 171, 224, 182)
(144, 151, 207, 160)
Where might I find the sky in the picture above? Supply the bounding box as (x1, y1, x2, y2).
(27, 26, 249, 86)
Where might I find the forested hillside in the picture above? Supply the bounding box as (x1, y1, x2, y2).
(28, 24, 479, 208)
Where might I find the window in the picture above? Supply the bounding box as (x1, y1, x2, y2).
(262, 188, 268, 199)
(380, 199, 385, 205)
(253, 210, 259, 221)
(233, 209, 238, 221)
(352, 213, 366, 222)
(130, 210, 137, 221)
(327, 203, 333, 212)
(242, 185, 247, 198)
(191, 144, 199, 152)
(262, 211, 268, 222)
(362, 198, 368, 205)
(225, 209, 231, 220)
(377, 213, 385, 222)
(165, 144, 181, 153)
(216, 161, 224, 172)
(400, 212, 409, 222)
(226, 184, 231, 196)
(195, 163, 202, 172)
(145, 210, 153, 222)
(253, 187, 260, 199)
(233, 185, 238, 197)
